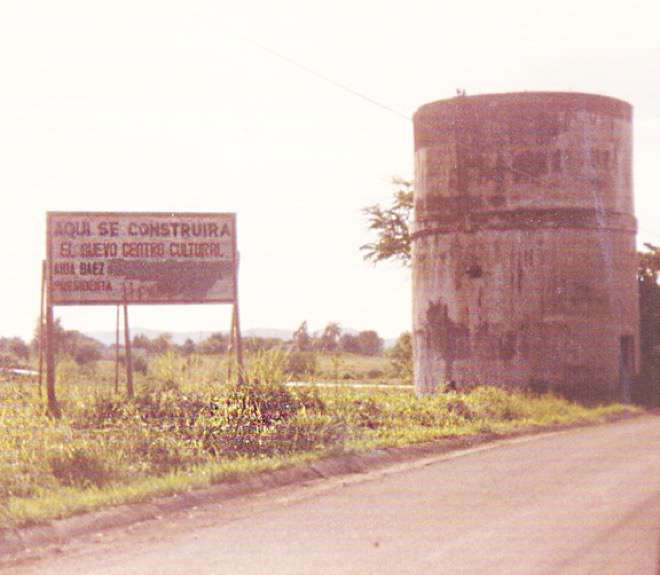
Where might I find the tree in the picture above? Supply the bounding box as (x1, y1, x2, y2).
(0, 337, 30, 360)
(638, 243, 660, 404)
(292, 321, 312, 351)
(355, 330, 383, 356)
(198, 332, 228, 355)
(361, 177, 413, 265)
(339, 333, 361, 354)
(388, 332, 412, 382)
(319, 322, 342, 352)
(151, 333, 173, 355)
(284, 351, 318, 377)
(74, 341, 103, 365)
(244, 337, 283, 353)
(0, 337, 31, 368)
(133, 334, 153, 352)
(181, 338, 196, 356)
(31, 318, 105, 364)
(31, 316, 64, 355)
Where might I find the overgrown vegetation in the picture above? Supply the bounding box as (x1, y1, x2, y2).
(0, 349, 635, 529)
(638, 244, 660, 405)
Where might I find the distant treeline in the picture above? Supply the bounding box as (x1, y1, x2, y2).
(0, 319, 392, 370)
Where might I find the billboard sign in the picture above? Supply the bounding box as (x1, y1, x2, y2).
(47, 212, 236, 305)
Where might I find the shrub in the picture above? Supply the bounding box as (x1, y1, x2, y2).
(445, 398, 476, 421)
(468, 386, 526, 420)
(55, 356, 79, 385)
(291, 386, 326, 414)
(150, 352, 186, 387)
(388, 332, 412, 383)
(0, 352, 25, 369)
(73, 396, 131, 429)
(260, 413, 347, 455)
(133, 431, 203, 474)
(222, 378, 300, 427)
(133, 354, 149, 375)
(134, 383, 208, 436)
(285, 351, 317, 378)
(74, 343, 102, 366)
(48, 444, 116, 488)
(346, 398, 384, 429)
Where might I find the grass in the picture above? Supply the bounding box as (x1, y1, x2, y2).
(0, 351, 638, 529)
(314, 352, 398, 383)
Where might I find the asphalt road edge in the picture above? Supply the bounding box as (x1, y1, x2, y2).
(0, 411, 644, 560)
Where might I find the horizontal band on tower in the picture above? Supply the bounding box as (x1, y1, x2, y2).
(411, 208, 637, 238)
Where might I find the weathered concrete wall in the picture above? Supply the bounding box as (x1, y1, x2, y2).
(412, 92, 638, 399)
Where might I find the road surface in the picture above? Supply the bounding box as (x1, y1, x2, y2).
(4, 415, 660, 574)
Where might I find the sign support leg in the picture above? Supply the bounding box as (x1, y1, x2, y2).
(226, 308, 234, 383)
(38, 260, 46, 398)
(233, 303, 244, 384)
(123, 301, 134, 399)
(232, 252, 244, 385)
(115, 305, 120, 394)
(45, 302, 59, 417)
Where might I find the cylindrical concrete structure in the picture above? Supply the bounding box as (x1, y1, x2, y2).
(412, 92, 638, 400)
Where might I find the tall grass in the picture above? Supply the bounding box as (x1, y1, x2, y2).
(0, 349, 635, 528)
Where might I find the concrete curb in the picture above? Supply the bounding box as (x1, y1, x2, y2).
(0, 412, 643, 560)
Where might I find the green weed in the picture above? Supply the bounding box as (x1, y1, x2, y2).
(0, 349, 637, 529)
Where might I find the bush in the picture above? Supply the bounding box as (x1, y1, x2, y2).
(133, 354, 149, 375)
(48, 444, 116, 488)
(133, 431, 203, 474)
(150, 352, 186, 387)
(73, 396, 131, 429)
(388, 332, 412, 383)
(445, 398, 476, 421)
(347, 398, 384, 430)
(291, 386, 326, 414)
(55, 356, 79, 384)
(134, 383, 208, 436)
(260, 413, 347, 455)
(0, 352, 26, 369)
(222, 378, 300, 427)
(285, 351, 317, 378)
(74, 343, 102, 366)
(468, 386, 526, 420)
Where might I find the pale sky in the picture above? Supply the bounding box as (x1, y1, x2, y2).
(1, 0, 659, 342)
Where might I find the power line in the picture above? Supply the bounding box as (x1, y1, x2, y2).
(231, 32, 660, 220)
(234, 34, 412, 122)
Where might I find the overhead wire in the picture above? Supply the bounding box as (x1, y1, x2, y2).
(230, 31, 656, 216)
(233, 33, 412, 122)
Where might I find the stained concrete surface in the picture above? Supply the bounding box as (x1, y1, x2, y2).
(412, 93, 638, 397)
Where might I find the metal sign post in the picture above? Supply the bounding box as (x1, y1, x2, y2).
(45, 286, 58, 417)
(115, 305, 120, 393)
(123, 297, 134, 398)
(38, 260, 46, 398)
(233, 253, 244, 384)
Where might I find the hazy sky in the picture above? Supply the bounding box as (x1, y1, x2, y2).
(1, 0, 659, 341)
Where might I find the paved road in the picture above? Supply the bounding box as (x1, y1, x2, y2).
(4, 416, 660, 574)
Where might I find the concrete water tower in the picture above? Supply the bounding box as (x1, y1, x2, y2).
(412, 92, 638, 400)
